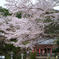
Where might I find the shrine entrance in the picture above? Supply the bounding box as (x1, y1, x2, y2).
(37, 48, 51, 54)
(34, 44, 53, 55)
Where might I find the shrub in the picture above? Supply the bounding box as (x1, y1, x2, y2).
(47, 57, 50, 59)
(51, 57, 56, 59)
(5, 54, 11, 59)
(30, 52, 36, 59)
(47, 57, 56, 59)
(0, 51, 5, 55)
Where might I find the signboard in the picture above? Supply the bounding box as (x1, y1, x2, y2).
(0, 55, 5, 59)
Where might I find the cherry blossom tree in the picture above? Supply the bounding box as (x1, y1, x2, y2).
(0, 0, 59, 49)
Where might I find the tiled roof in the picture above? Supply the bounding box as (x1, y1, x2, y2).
(36, 39, 57, 45)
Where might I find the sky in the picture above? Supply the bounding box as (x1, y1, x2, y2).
(0, 0, 7, 8)
(0, 0, 36, 8)
(0, 0, 59, 10)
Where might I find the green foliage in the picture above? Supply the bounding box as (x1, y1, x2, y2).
(55, 38, 59, 52)
(0, 43, 26, 59)
(4, 44, 20, 54)
(0, 52, 11, 59)
(0, 51, 5, 55)
(0, 30, 5, 33)
(54, 10, 59, 13)
(52, 40, 58, 43)
(55, 47, 59, 52)
(52, 49, 56, 53)
(44, 22, 59, 37)
(16, 12, 22, 18)
(56, 39, 59, 45)
(47, 57, 56, 59)
(10, 38, 17, 42)
(0, 6, 12, 16)
(5, 44, 16, 52)
(47, 57, 50, 59)
(23, 41, 30, 45)
(23, 54, 26, 59)
(51, 57, 56, 59)
(52, 47, 59, 53)
(13, 54, 21, 59)
(13, 51, 26, 59)
(13, 53, 26, 59)
(44, 19, 53, 22)
(45, 16, 50, 19)
(52, 38, 59, 53)
(30, 52, 36, 59)
(5, 54, 11, 59)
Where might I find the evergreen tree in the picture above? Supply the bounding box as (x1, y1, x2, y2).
(0, 6, 11, 16)
(55, 38, 59, 52)
(52, 38, 59, 53)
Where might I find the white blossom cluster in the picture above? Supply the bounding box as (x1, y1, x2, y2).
(0, 0, 59, 48)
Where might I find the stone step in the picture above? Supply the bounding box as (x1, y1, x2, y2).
(36, 54, 47, 56)
(36, 56, 47, 59)
(36, 58, 47, 59)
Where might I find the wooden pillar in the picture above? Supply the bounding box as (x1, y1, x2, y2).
(42, 49, 45, 54)
(35, 47, 37, 52)
(46, 48, 47, 54)
(46, 48, 48, 53)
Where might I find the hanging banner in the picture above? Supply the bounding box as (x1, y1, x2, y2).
(50, 48, 52, 53)
(39, 49, 41, 53)
(32, 49, 34, 52)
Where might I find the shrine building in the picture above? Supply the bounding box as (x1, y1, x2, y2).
(32, 39, 58, 54)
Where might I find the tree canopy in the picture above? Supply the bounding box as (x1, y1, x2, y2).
(0, 7, 11, 16)
(0, 0, 59, 49)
